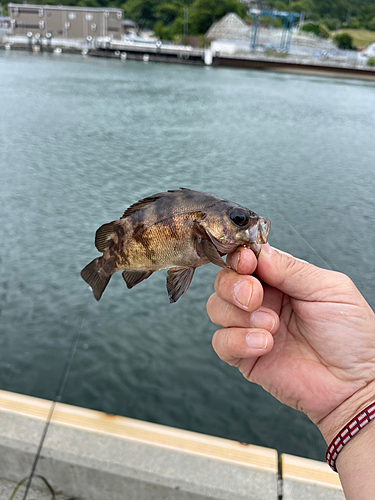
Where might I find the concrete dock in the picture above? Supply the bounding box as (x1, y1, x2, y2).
(0, 390, 345, 500)
(1, 36, 375, 81)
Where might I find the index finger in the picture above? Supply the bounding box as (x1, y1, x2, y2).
(227, 246, 258, 275)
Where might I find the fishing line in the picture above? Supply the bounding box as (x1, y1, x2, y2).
(19, 195, 333, 498)
(263, 197, 337, 271)
(22, 292, 91, 500)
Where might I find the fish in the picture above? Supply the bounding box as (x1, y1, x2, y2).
(80, 188, 270, 303)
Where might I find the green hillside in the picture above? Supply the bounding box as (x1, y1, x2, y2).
(333, 28, 375, 46)
(2, 0, 375, 42)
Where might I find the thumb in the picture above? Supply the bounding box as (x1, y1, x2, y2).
(256, 244, 338, 301)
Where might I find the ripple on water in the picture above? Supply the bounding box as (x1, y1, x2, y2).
(1, 52, 374, 461)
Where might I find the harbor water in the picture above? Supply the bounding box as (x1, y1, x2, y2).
(0, 50, 374, 462)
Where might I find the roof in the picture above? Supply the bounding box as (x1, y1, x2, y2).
(363, 42, 375, 57)
(205, 12, 251, 41)
(8, 3, 122, 13)
(123, 19, 137, 27)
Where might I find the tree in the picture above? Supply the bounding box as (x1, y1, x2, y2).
(121, 0, 159, 29)
(333, 32, 355, 49)
(318, 23, 331, 38)
(273, 1, 289, 11)
(348, 18, 361, 28)
(301, 22, 320, 35)
(188, 0, 246, 35)
(367, 16, 375, 30)
(314, 0, 351, 22)
(77, 0, 101, 7)
(290, 0, 315, 13)
(323, 17, 341, 30)
(308, 12, 321, 22)
(154, 1, 183, 26)
(121, 0, 248, 37)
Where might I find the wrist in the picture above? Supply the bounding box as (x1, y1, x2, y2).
(336, 416, 375, 470)
(336, 418, 375, 499)
(317, 379, 375, 444)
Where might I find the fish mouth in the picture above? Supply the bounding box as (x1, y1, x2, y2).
(247, 217, 270, 245)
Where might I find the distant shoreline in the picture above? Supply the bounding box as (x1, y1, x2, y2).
(215, 54, 375, 81)
(2, 39, 375, 82)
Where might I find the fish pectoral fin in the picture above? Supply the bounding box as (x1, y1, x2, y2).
(196, 238, 229, 269)
(122, 270, 153, 289)
(166, 267, 195, 303)
(95, 221, 119, 252)
(193, 221, 230, 269)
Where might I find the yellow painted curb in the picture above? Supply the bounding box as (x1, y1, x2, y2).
(281, 453, 343, 490)
(0, 390, 277, 473)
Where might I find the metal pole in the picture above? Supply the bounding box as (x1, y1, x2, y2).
(280, 16, 288, 50)
(27, 31, 33, 51)
(299, 10, 304, 28)
(286, 18, 292, 52)
(250, 15, 259, 51)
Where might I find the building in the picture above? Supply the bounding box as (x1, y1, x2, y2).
(205, 13, 252, 55)
(122, 18, 138, 36)
(0, 16, 12, 36)
(363, 42, 375, 58)
(205, 12, 251, 42)
(8, 4, 123, 39)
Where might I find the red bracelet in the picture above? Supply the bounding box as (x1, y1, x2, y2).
(326, 402, 375, 472)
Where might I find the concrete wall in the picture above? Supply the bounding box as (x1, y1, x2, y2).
(0, 390, 344, 500)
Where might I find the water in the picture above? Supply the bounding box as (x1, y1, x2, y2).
(1, 51, 374, 462)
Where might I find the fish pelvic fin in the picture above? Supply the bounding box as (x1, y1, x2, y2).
(122, 270, 153, 289)
(80, 257, 112, 301)
(166, 267, 195, 303)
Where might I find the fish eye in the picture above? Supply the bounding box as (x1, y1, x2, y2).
(229, 208, 250, 227)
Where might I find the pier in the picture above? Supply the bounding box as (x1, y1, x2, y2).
(2, 35, 375, 81)
(1, 42, 372, 500)
(0, 390, 344, 500)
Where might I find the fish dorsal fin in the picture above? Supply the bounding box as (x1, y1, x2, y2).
(122, 194, 164, 218)
(121, 188, 193, 218)
(95, 221, 119, 252)
(166, 267, 195, 303)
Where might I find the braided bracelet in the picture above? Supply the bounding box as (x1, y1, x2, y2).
(326, 402, 375, 472)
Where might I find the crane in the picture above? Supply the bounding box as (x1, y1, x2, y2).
(250, 9, 300, 52)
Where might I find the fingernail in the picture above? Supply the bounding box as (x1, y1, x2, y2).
(261, 243, 274, 255)
(232, 251, 240, 271)
(251, 311, 275, 331)
(233, 280, 251, 308)
(246, 332, 268, 349)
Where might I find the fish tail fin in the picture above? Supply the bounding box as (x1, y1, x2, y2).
(80, 257, 112, 301)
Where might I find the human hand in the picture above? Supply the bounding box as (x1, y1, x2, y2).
(206, 244, 375, 443)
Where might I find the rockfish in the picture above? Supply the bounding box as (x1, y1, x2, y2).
(81, 189, 270, 303)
